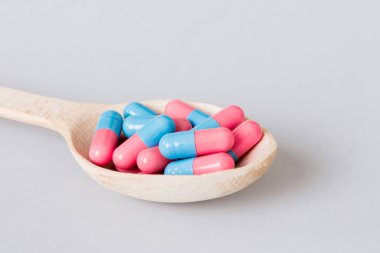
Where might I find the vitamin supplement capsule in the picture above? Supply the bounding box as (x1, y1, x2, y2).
(123, 102, 157, 118)
(159, 127, 234, 160)
(193, 105, 245, 131)
(227, 120, 263, 161)
(164, 153, 235, 175)
(137, 146, 171, 174)
(122, 115, 191, 137)
(113, 115, 175, 171)
(165, 99, 209, 126)
(89, 110, 123, 166)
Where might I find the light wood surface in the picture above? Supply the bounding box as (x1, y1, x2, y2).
(0, 86, 277, 203)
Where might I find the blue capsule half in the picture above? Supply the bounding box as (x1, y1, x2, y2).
(122, 115, 156, 138)
(164, 158, 195, 175)
(187, 109, 209, 126)
(95, 110, 123, 137)
(159, 131, 197, 160)
(137, 115, 176, 148)
(123, 102, 157, 118)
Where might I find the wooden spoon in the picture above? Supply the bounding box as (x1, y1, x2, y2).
(0, 87, 277, 203)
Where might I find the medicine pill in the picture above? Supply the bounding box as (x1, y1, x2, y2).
(137, 146, 170, 174)
(159, 127, 234, 160)
(123, 102, 156, 118)
(122, 115, 191, 137)
(164, 153, 235, 175)
(113, 115, 175, 171)
(165, 99, 209, 126)
(89, 110, 123, 166)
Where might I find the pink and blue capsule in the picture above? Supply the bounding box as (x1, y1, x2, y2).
(193, 105, 245, 131)
(165, 99, 209, 126)
(89, 110, 123, 166)
(123, 102, 157, 118)
(159, 127, 234, 160)
(122, 115, 192, 137)
(164, 153, 235, 175)
(227, 120, 263, 161)
(113, 115, 175, 172)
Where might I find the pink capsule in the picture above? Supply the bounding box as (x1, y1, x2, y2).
(137, 147, 171, 174)
(228, 120, 263, 161)
(193, 105, 245, 130)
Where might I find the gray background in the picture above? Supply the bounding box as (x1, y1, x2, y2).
(0, 1, 379, 252)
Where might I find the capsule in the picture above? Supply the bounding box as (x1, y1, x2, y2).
(89, 110, 123, 166)
(113, 115, 175, 172)
(123, 101, 157, 118)
(122, 115, 192, 137)
(165, 99, 209, 126)
(159, 127, 234, 160)
(137, 146, 171, 174)
(164, 153, 235, 175)
(227, 120, 263, 161)
(193, 105, 245, 131)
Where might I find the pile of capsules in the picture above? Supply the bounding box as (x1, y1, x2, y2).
(89, 100, 263, 175)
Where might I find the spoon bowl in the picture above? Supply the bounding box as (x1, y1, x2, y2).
(0, 87, 277, 203)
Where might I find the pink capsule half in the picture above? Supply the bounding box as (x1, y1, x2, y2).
(193, 153, 235, 175)
(195, 128, 235, 156)
(228, 120, 263, 161)
(89, 129, 119, 166)
(113, 134, 147, 172)
(137, 147, 170, 174)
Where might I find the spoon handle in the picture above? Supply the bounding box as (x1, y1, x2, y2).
(0, 87, 80, 133)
